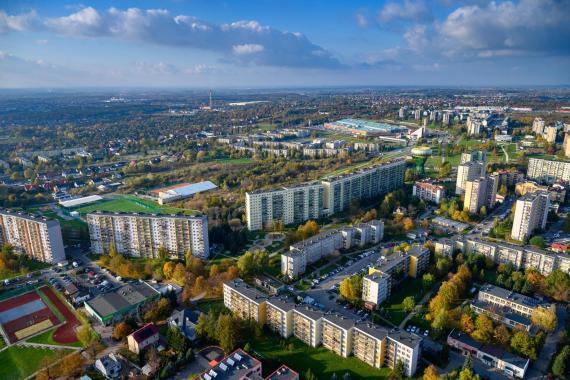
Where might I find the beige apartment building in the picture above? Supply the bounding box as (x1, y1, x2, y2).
(362, 273, 390, 306)
(352, 323, 387, 369)
(463, 175, 498, 214)
(511, 191, 550, 241)
(385, 332, 422, 377)
(223, 279, 267, 324)
(321, 314, 355, 358)
(0, 209, 65, 263)
(456, 161, 486, 195)
(266, 298, 295, 338)
(292, 307, 323, 347)
(87, 211, 209, 259)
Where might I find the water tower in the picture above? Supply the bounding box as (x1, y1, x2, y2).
(411, 146, 433, 175)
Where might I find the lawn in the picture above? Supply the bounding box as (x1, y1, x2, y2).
(27, 328, 82, 348)
(380, 279, 425, 325)
(212, 157, 253, 164)
(74, 195, 197, 216)
(249, 334, 390, 379)
(195, 298, 226, 314)
(0, 346, 72, 380)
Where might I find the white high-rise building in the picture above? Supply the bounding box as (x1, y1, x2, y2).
(0, 209, 65, 263)
(461, 150, 487, 165)
(511, 191, 550, 241)
(544, 126, 558, 144)
(532, 118, 545, 135)
(463, 175, 498, 214)
(527, 158, 570, 184)
(362, 273, 390, 306)
(456, 161, 486, 195)
(87, 212, 209, 259)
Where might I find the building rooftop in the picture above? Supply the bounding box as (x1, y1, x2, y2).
(130, 323, 159, 343)
(293, 305, 323, 321)
(470, 300, 532, 327)
(408, 245, 429, 257)
(323, 313, 356, 331)
(329, 118, 407, 134)
(322, 159, 404, 183)
(373, 252, 407, 274)
(479, 284, 546, 309)
(0, 208, 58, 226)
(224, 279, 268, 304)
(265, 365, 299, 380)
(364, 273, 389, 283)
(354, 323, 389, 341)
(88, 211, 204, 220)
(199, 349, 261, 380)
(85, 281, 160, 318)
(387, 329, 422, 349)
(267, 298, 296, 313)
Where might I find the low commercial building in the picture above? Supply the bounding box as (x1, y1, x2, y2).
(127, 323, 159, 354)
(447, 329, 529, 379)
(470, 300, 532, 331)
(265, 365, 299, 380)
(151, 181, 218, 205)
(223, 278, 268, 324)
(84, 281, 161, 325)
(477, 284, 550, 320)
(321, 314, 355, 358)
(266, 298, 295, 338)
(198, 349, 262, 380)
(292, 306, 323, 347)
(0, 209, 65, 264)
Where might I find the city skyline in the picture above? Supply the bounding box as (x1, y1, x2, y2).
(1, 0, 569, 88)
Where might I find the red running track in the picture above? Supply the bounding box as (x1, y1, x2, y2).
(39, 286, 81, 344)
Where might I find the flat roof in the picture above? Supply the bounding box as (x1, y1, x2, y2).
(88, 211, 204, 220)
(85, 281, 160, 318)
(224, 279, 268, 304)
(330, 119, 407, 133)
(293, 306, 323, 321)
(0, 209, 58, 226)
(387, 329, 422, 349)
(157, 181, 218, 199)
(267, 298, 296, 313)
(354, 323, 388, 341)
(479, 284, 545, 309)
(199, 349, 261, 380)
(59, 195, 104, 208)
(265, 365, 299, 380)
(471, 300, 532, 326)
(323, 313, 355, 331)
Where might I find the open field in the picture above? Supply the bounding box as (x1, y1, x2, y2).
(195, 298, 226, 314)
(251, 334, 391, 379)
(27, 328, 82, 347)
(381, 279, 425, 325)
(73, 194, 196, 216)
(0, 345, 72, 380)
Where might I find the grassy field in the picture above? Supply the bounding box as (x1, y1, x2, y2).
(212, 157, 254, 164)
(250, 334, 391, 379)
(0, 346, 72, 380)
(381, 279, 425, 325)
(73, 195, 196, 216)
(27, 328, 82, 348)
(195, 298, 226, 314)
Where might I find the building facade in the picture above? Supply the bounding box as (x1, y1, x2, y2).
(87, 212, 209, 259)
(0, 209, 65, 263)
(456, 162, 486, 195)
(362, 273, 390, 306)
(510, 191, 550, 241)
(412, 181, 445, 204)
(223, 279, 267, 324)
(266, 298, 295, 338)
(321, 314, 355, 358)
(527, 158, 570, 184)
(463, 175, 498, 214)
(292, 307, 323, 347)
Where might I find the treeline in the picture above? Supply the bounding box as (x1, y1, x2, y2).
(195, 309, 262, 352)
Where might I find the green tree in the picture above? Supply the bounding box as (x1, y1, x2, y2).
(422, 273, 435, 290)
(511, 330, 538, 360)
(543, 270, 570, 302)
(531, 306, 557, 332)
(388, 360, 405, 380)
(196, 312, 208, 338)
(167, 326, 188, 353)
(305, 368, 317, 380)
(158, 246, 169, 260)
(472, 314, 494, 343)
(458, 367, 480, 380)
(529, 236, 545, 248)
(216, 314, 237, 352)
(423, 364, 440, 380)
(402, 296, 416, 313)
(552, 346, 570, 378)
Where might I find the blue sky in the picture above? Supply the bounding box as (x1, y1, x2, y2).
(1, 0, 569, 88)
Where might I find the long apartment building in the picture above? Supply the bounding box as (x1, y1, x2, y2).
(367, 245, 430, 297)
(464, 175, 498, 214)
(246, 160, 405, 231)
(322, 314, 355, 358)
(223, 279, 268, 324)
(527, 158, 570, 184)
(87, 211, 209, 259)
(511, 191, 550, 241)
(281, 220, 384, 278)
(412, 180, 445, 204)
(453, 236, 570, 275)
(0, 209, 65, 263)
(223, 280, 423, 377)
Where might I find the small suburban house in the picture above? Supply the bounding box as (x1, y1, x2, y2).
(127, 324, 159, 354)
(95, 353, 122, 379)
(168, 308, 201, 341)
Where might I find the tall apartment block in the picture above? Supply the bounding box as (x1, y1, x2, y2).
(532, 117, 545, 135)
(245, 182, 323, 231)
(322, 314, 355, 358)
(246, 160, 405, 231)
(292, 306, 323, 347)
(461, 150, 487, 165)
(223, 279, 267, 324)
(456, 161, 486, 195)
(281, 220, 383, 278)
(464, 175, 498, 214)
(362, 273, 390, 307)
(527, 158, 570, 184)
(544, 126, 558, 144)
(412, 181, 445, 204)
(87, 212, 209, 259)
(266, 298, 295, 338)
(0, 209, 65, 263)
(511, 191, 550, 241)
(322, 160, 405, 215)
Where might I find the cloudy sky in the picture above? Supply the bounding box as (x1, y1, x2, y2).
(1, 0, 569, 88)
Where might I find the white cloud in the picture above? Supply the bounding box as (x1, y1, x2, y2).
(355, 12, 369, 28)
(232, 43, 264, 55)
(45, 6, 105, 36)
(380, 0, 432, 23)
(0, 10, 37, 34)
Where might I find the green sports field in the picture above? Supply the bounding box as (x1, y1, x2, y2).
(73, 195, 197, 216)
(0, 346, 72, 380)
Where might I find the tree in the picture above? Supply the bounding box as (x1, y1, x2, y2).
(388, 360, 405, 380)
(216, 314, 237, 352)
(493, 324, 511, 347)
(403, 296, 416, 313)
(339, 275, 363, 303)
(543, 270, 570, 302)
(472, 314, 494, 344)
(531, 306, 557, 332)
(77, 324, 98, 347)
(167, 326, 188, 353)
(163, 261, 176, 279)
(112, 321, 133, 341)
(403, 217, 415, 232)
(196, 312, 208, 338)
(206, 309, 218, 339)
(305, 368, 317, 380)
(458, 367, 480, 380)
(423, 364, 440, 380)
(552, 345, 570, 378)
(422, 273, 435, 290)
(61, 352, 84, 378)
(511, 330, 538, 360)
(459, 313, 475, 334)
(237, 251, 256, 277)
(172, 263, 187, 285)
(158, 246, 170, 260)
(529, 236, 545, 248)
